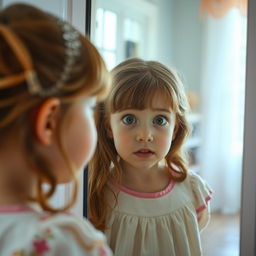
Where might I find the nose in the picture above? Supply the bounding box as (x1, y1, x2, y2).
(136, 127, 153, 142)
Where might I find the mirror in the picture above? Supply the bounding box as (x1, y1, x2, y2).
(90, 0, 247, 255)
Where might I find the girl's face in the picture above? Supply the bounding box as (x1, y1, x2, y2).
(64, 97, 97, 168)
(51, 97, 97, 183)
(109, 94, 176, 171)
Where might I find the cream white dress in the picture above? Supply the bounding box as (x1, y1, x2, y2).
(105, 171, 212, 256)
(0, 205, 112, 256)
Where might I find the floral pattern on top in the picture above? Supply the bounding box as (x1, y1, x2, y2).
(0, 207, 112, 256)
(12, 228, 53, 256)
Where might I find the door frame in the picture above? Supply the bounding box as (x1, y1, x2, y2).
(86, 0, 256, 254)
(239, 0, 256, 255)
(83, 0, 92, 218)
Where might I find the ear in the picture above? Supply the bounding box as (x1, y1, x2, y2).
(34, 98, 61, 145)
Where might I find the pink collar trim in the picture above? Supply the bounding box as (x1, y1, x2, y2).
(110, 179, 176, 198)
(0, 205, 35, 213)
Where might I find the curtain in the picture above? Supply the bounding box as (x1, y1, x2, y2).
(200, 0, 247, 18)
(200, 8, 246, 214)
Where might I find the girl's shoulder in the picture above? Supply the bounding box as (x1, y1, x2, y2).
(184, 171, 213, 229)
(0, 209, 112, 256)
(185, 170, 213, 196)
(172, 169, 213, 201)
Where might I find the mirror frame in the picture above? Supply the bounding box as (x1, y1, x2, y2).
(84, 0, 256, 255)
(240, 0, 256, 255)
(0, 0, 254, 254)
(83, 0, 92, 218)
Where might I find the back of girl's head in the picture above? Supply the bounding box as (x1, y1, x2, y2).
(89, 57, 190, 230)
(0, 4, 110, 212)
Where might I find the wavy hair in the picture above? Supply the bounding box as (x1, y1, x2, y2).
(0, 4, 110, 213)
(89, 58, 190, 231)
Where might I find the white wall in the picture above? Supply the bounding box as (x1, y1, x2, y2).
(171, 0, 203, 93)
(3, 0, 70, 18)
(155, 0, 203, 93)
(2, 0, 86, 34)
(155, 0, 173, 68)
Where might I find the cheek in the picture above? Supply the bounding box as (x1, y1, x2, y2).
(68, 115, 97, 169)
(80, 117, 97, 165)
(112, 128, 131, 152)
(158, 129, 174, 150)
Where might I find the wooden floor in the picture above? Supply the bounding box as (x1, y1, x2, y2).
(201, 211, 240, 256)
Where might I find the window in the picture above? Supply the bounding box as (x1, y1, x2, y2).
(95, 8, 117, 70)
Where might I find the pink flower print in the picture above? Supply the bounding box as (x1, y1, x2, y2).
(99, 246, 108, 256)
(33, 239, 50, 254)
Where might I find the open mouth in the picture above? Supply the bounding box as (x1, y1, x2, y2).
(134, 149, 155, 158)
(136, 149, 153, 153)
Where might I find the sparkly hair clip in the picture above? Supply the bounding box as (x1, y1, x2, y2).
(27, 19, 81, 97)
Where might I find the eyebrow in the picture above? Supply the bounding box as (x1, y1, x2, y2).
(151, 108, 172, 113)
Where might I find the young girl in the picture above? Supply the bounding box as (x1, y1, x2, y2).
(89, 58, 212, 256)
(0, 3, 112, 256)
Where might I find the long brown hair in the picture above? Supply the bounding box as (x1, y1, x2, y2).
(0, 4, 110, 213)
(89, 58, 190, 231)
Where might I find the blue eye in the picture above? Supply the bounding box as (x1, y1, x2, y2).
(153, 115, 168, 126)
(122, 114, 136, 125)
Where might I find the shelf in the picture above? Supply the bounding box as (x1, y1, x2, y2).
(187, 113, 201, 124)
(187, 112, 201, 168)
